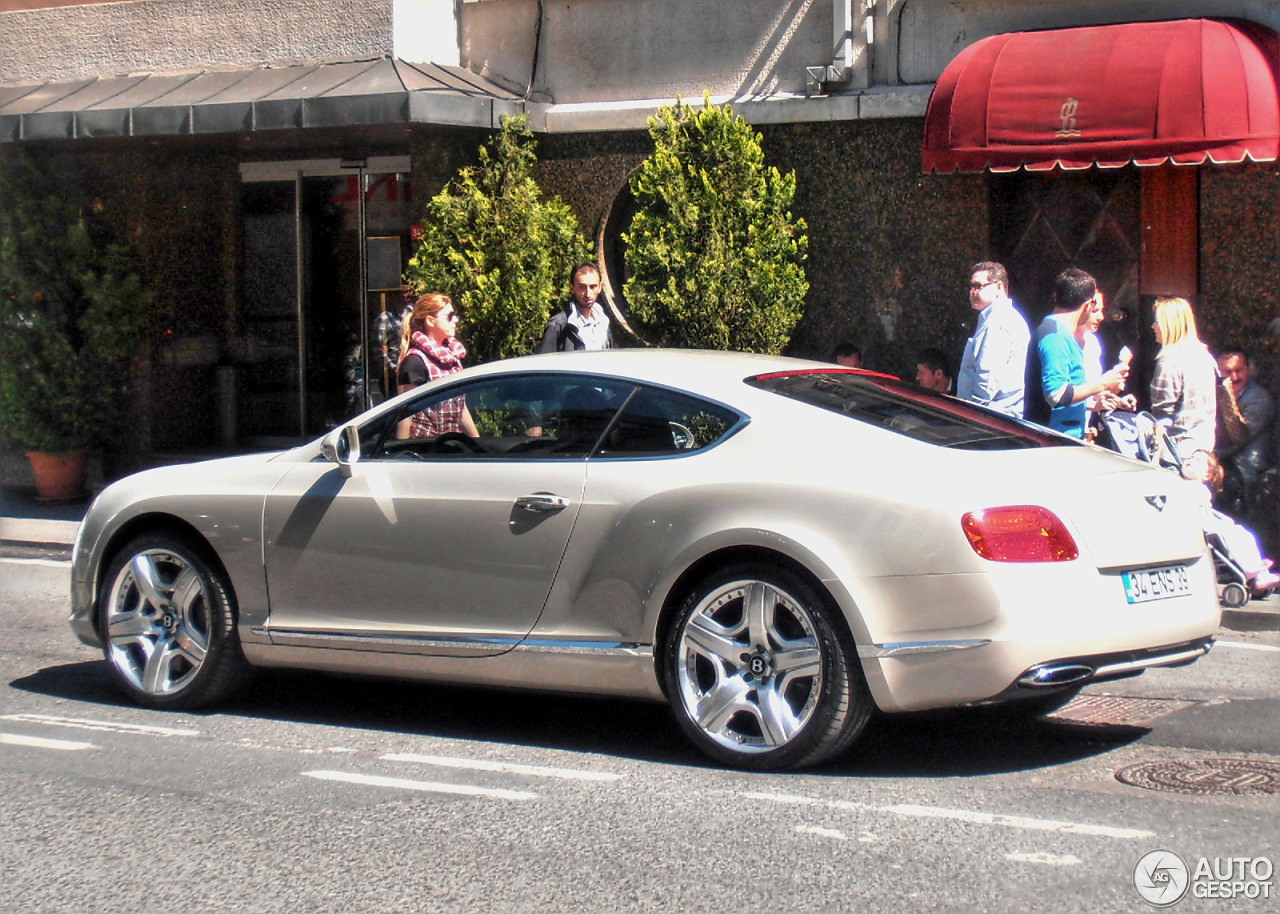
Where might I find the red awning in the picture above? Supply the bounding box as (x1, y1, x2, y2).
(922, 19, 1280, 173)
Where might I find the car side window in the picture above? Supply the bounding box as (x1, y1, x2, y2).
(598, 386, 740, 456)
(362, 374, 632, 459)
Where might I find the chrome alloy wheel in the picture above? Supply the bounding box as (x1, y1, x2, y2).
(674, 578, 824, 754)
(103, 546, 214, 697)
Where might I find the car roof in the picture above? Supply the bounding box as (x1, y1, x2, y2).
(463, 348, 851, 396)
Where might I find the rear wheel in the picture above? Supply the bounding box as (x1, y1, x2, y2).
(663, 563, 873, 770)
(99, 532, 249, 709)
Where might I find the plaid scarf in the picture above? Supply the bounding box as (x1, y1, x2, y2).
(410, 331, 466, 370)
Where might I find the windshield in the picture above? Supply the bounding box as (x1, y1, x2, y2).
(748, 370, 1072, 451)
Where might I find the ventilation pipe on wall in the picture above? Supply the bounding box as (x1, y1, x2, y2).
(805, 0, 872, 94)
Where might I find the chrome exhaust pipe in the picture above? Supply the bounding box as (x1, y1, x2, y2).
(1018, 663, 1095, 688)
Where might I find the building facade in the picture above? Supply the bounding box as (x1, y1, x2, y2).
(2, 0, 1278, 462)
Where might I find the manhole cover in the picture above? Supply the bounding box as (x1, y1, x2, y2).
(1115, 758, 1280, 795)
(1048, 695, 1195, 728)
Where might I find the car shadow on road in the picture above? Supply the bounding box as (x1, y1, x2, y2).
(233, 669, 706, 767)
(11, 662, 1146, 776)
(6, 662, 703, 766)
(9, 661, 123, 706)
(813, 709, 1149, 778)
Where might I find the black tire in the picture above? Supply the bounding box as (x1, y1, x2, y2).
(663, 562, 873, 770)
(98, 532, 249, 709)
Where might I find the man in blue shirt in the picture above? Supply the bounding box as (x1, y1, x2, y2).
(1035, 268, 1128, 438)
(956, 261, 1030, 417)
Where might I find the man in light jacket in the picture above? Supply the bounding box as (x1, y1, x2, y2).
(538, 262, 614, 353)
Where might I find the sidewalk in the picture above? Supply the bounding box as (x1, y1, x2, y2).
(0, 481, 84, 548)
(0, 443, 244, 549)
(0, 462, 1276, 631)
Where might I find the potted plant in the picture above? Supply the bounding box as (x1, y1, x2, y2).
(0, 150, 152, 502)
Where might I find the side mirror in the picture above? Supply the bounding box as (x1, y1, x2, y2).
(321, 425, 361, 478)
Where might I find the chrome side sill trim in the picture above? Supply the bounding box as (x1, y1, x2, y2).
(267, 629, 516, 653)
(515, 640, 651, 657)
(260, 627, 647, 658)
(859, 638, 992, 659)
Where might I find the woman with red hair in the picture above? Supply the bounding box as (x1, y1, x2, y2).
(395, 292, 478, 439)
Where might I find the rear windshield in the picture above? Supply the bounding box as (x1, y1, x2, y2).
(748, 370, 1073, 451)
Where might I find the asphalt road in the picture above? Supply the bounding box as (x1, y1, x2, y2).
(2, 556, 1277, 913)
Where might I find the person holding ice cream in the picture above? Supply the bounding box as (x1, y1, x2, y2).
(1034, 267, 1130, 438)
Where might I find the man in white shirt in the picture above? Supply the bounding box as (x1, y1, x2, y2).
(955, 261, 1030, 417)
(538, 262, 614, 353)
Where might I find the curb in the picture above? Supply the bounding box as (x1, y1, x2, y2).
(1220, 606, 1280, 633)
(0, 517, 79, 548)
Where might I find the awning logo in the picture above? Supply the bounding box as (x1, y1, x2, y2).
(1057, 97, 1082, 138)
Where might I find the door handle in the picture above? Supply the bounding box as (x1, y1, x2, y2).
(514, 493, 570, 513)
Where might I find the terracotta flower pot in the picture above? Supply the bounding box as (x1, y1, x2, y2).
(26, 450, 89, 504)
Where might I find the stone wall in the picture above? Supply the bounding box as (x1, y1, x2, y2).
(0, 0, 394, 82)
(534, 117, 991, 379)
(535, 116, 1280, 389)
(767, 118, 987, 377)
(1200, 161, 1280, 394)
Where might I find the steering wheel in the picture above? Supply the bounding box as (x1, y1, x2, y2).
(432, 432, 485, 454)
(506, 437, 560, 454)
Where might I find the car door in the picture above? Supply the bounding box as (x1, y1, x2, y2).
(529, 383, 746, 644)
(260, 372, 631, 657)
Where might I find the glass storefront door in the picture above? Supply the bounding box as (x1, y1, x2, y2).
(238, 158, 413, 443)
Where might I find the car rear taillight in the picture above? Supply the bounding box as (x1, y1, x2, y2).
(961, 506, 1079, 563)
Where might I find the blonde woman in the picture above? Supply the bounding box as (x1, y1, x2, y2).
(1150, 296, 1218, 456)
(1150, 298, 1278, 590)
(395, 293, 478, 439)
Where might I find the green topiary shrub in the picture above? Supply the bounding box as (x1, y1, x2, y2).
(0, 149, 153, 453)
(623, 94, 809, 353)
(404, 115, 591, 364)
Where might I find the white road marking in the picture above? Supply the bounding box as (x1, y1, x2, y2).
(886, 804, 1154, 839)
(1, 713, 200, 738)
(742, 792, 1154, 840)
(303, 769, 537, 801)
(795, 825, 847, 841)
(0, 557, 70, 567)
(382, 753, 622, 781)
(1006, 852, 1081, 866)
(1216, 639, 1280, 653)
(0, 732, 96, 751)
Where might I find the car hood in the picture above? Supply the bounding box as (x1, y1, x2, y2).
(104, 449, 289, 493)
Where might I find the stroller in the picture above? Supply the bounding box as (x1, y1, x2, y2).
(1096, 410, 1254, 608)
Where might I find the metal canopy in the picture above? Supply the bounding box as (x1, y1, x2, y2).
(0, 58, 524, 142)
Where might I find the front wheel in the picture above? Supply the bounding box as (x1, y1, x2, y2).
(98, 532, 249, 709)
(663, 563, 873, 770)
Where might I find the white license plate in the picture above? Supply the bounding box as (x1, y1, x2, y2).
(1123, 565, 1191, 604)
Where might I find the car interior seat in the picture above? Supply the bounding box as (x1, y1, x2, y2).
(555, 386, 613, 452)
(605, 413, 676, 454)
